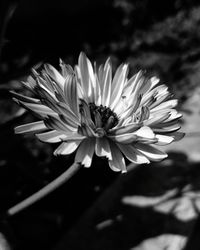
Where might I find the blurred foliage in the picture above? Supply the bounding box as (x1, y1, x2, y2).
(0, 0, 200, 249)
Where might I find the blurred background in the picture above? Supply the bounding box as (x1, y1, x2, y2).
(1, 0, 200, 249)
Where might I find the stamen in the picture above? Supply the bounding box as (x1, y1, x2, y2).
(88, 102, 118, 130)
(79, 102, 118, 131)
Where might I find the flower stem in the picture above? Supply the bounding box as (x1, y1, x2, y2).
(7, 162, 82, 216)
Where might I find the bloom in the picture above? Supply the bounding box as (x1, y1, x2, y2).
(12, 53, 184, 172)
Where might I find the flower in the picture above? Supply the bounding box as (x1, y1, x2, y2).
(12, 52, 184, 173)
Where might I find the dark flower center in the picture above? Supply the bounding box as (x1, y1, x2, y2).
(89, 103, 118, 129)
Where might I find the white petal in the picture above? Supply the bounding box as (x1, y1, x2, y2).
(54, 141, 82, 155)
(118, 94, 142, 119)
(153, 125, 181, 133)
(109, 122, 141, 135)
(109, 126, 157, 144)
(36, 131, 85, 143)
(41, 98, 79, 127)
(40, 72, 57, 94)
(64, 75, 79, 116)
(95, 138, 112, 160)
(135, 143, 168, 161)
(110, 64, 128, 110)
(149, 92, 171, 109)
(101, 59, 112, 106)
(94, 72, 101, 106)
(155, 134, 174, 145)
(59, 134, 86, 142)
(15, 99, 57, 117)
(10, 91, 40, 104)
(45, 116, 76, 132)
(166, 110, 182, 121)
(149, 76, 160, 90)
(75, 138, 95, 167)
(108, 140, 127, 173)
(36, 130, 68, 143)
(24, 75, 37, 89)
(122, 71, 143, 98)
(164, 131, 185, 141)
(118, 144, 150, 164)
(59, 59, 74, 77)
(138, 106, 150, 122)
(36, 83, 57, 103)
(78, 52, 95, 102)
(108, 133, 138, 144)
(151, 99, 178, 112)
(140, 76, 159, 94)
(144, 112, 171, 126)
(15, 121, 47, 134)
(44, 64, 65, 88)
(134, 126, 155, 139)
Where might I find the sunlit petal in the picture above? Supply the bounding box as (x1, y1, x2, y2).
(15, 121, 47, 134)
(75, 138, 95, 167)
(109, 141, 126, 173)
(110, 64, 128, 110)
(44, 64, 65, 88)
(54, 141, 82, 155)
(118, 144, 150, 164)
(135, 143, 168, 161)
(36, 130, 68, 143)
(95, 137, 112, 160)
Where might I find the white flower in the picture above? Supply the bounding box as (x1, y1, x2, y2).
(12, 52, 184, 173)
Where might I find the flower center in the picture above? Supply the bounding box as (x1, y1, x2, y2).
(89, 103, 118, 130)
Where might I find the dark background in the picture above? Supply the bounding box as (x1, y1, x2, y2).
(0, 0, 200, 249)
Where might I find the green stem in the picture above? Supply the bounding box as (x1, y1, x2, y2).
(7, 162, 82, 216)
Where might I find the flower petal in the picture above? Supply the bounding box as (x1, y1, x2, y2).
(153, 125, 181, 133)
(108, 140, 127, 173)
(78, 52, 95, 102)
(10, 91, 40, 104)
(118, 94, 142, 119)
(109, 126, 156, 144)
(164, 131, 185, 141)
(135, 143, 168, 161)
(109, 122, 142, 135)
(151, 99, 178, 112)
(75, 138, 95, 167)
(155, 134, 174, 145)
(59, 59, 74, 77)
(15, 121, 47, 134)
(44, 116, 76, 132)
(118, 144, 150, 164)
(134, 126, 155, 139)
(101, 58, 112, 106)
(44, 64, 65, 88)
(64, 74, 79, 116)
(36, 131, 85, 143)
(95, 137, 112, 160)
(122, 70, 143, 98)
(14, 99, 57, 117)
(144, 112, 171, 126)
(110, 64, 128, 110)
(22, 75, 37, 90)
(36, 130, 68, 143)
(93, 71, 101, 106)
(108, 133, 138, 144)
(54, 141, 82, 155)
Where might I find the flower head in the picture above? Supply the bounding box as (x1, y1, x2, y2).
(13, 53, 184, 172)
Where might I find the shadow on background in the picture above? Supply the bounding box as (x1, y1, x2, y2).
(52, 152, 200, 250)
